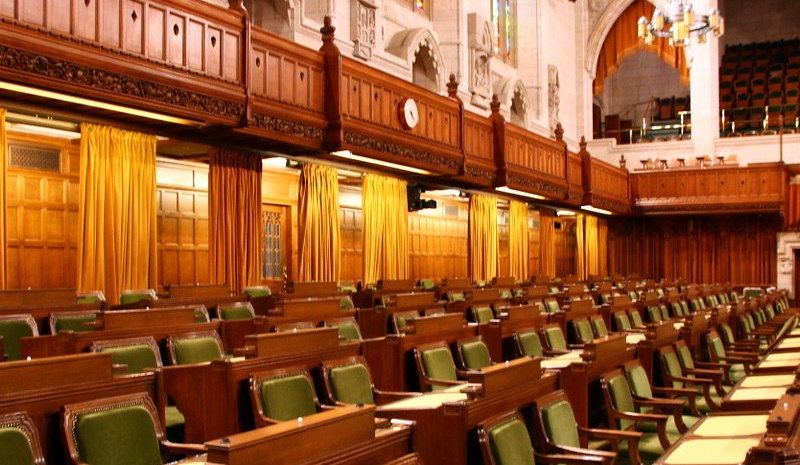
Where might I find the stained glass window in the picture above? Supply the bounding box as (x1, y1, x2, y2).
(491, 0, 515, 62)
(415, 0, 424, 10)
(262, 211, 282, 279)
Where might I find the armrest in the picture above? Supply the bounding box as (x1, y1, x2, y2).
(544, 349, 571, 356)
(716, 355, 756, 364)
(535, 451, 611, 465)
(161, 440, 207, 455)
(614, 410, 669, 423)
(427, 378, 465, 388)
(374, 390, 423, 404)
(665, 374, 714, 386)
(650, 386, 699, 397)
(687, 365, 726, 375)
(567, 344, 585, 350)
(578, 426, 643, 441)
(633, 397, 684, 409)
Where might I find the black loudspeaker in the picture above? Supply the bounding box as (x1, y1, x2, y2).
(407, 184, 437, 212)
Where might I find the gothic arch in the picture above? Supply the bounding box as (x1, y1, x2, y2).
(388, 28, 448, 92)
(496, 78, 530, 126)
(585, 0, 657, 76)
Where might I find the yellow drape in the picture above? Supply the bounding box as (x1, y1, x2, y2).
(77, 124, 158, 304)
(585, 215, 600, 277)
(209, 149, 262, 293)
(509, 200, 529, 280)
(598, 218, 609, 276)
(576, 214, 586, 279)
(298, 164, 340, 281)
(539, 210, 556, 277)
(469, 195, 498, 282)
(594, 0, 689, 95)
(0, 109, 6, 290)
(362, 173, 409, 285)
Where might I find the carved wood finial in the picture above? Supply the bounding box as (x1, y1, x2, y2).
(579, 136, 587, 151)
(490, 94, 501, 113)
(321, 16, 336, 43)
(447, 74, 459, 98)
(554, 123, 564, 141)
(619, 154, 627, 169)
(229, 0, 247, 14)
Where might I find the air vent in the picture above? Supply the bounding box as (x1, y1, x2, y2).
(8, 145, 60, 172)
(444, 204, 459, 218)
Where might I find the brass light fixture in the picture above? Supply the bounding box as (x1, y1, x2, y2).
(638, 0, 724, 48)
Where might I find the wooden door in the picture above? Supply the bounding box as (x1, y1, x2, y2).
(261, 204, 291, 284)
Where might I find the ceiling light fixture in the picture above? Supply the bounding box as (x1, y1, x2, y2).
(495, 186, 547, 200)
(638, 0, 724, 48)
(581, 205, 613, 216)
(330, 150, 432, 175)
(556, 210, 577, 216)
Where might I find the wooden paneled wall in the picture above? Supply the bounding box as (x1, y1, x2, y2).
(409, 198, 469, 280)
(554, 218, 577, 277)
(528, 210, 541, 275)
(608, 214, 780, 286)
(5, 132, 79, 289)
(498, 207, 510, 278)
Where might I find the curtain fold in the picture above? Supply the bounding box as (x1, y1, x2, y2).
(585, 215, 600, 278)
(469, 195, 498, 282)
(598, 218, 609, 276)
(209, 148, 262, 293)
(77, 124, 158, 304)
(362, 173, 409, 285)
(508, 200, 529, 280)
(594, 0, 689, 94)
(576, 214, 586, 279)
(539, 209, 556, 277)
(0, 108, 6, 289)
(298, 164, 341, 282)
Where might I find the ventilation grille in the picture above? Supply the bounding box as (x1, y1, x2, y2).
(8, 145, 60, 172)
(444, 204, 459, 218)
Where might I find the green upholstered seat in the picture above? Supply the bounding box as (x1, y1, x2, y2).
(659, 305, 670, 320)
(339, 298, 355, 312)
(0, 319, 35, 361)
(421, 346, 458, 391)
(729, 364, 747, 383)
(574, 320, 594, 343)
(670, 302, 683, 317)
(499, 289, 513, 300)
(194, 307, 210, 323)
(217, 304, 254, 321)
(102, 344, 159, 375)
(329, 320, 362, 342)
(77, 291, 105, 304)
(54, 314, 96, 333)
(626, 364, 654, 399)
(329, 363, 375, 405)
(615, 313, 632, 331)
(591, 318, 609, 337)
(419, 279, 435, 290)
(534, 302, 546, 313)
(548, 286, 560, 294)
(173, 337, 222, 365)
(338, 283, 357, 293)
(119, 290, 156, 305)
(607, 374, 637, 429)
(164, 406, 185, 429)
(661, 351, 687, 389)
(516, 331, 544, 358)
(647, 306, 662, 322)
(545, 300, 560, 313)
(473, 306, 494, 324)
(541, 400, 581, 448)
(628, 291, 638, 301)
(74, 405, 162, 465)
(448, 292, 465, 303)
(259, 374, 317, 421)
(680, 301, 689, 315)
(676, 345, 695, 371)
(600, 294, 612, 304)
(487, 418, 536, 465)
(543, 327, 567, 351)
(460, 340, 492, 370)
(0, 426, 36, 465)
(244, 286, 271, 298)
(393, 313, 417, 332)
(629, 311, 644, 327)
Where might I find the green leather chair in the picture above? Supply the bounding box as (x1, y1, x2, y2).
(49, 311, 97, 333)
(623, 360, 697, 429)
(514, 328, 544, 358)
(339, 297, 355, 312)
(76, 290, 106, 305)
(455, 337, 493, 371)
(322, 356, 413, 406)
(628, 310, 645, 328)
(707, 331, 756, 384)
(0, 314, 38, 361)
(498, 289, 513, 300)
(419, 279, 435, 290)
(674, 341, 727, 396)
(613, 311, 633, 331)
(63, 392, 204, 465)
(167, 331, 224, 365)
(414, 341, 465, 391)
(572, 319, 594, 344)
(541, 325, 576, 355)
(325, 317, 362, 342)
(658, 345, 721, 413)
(337, 282, 358, 294)
(243, 286, 271, 298)
(119, 289, 157, 306)
(216, 302, 255, 321)
(250, 367, 326, 425)
(590, 316, 609, 338)
(447, 292, 466, 303)
(471, 306, 495, 324)
(669, 302, 684, 317)
(544, 299, 561, 313)
(192, 306, 210, 323)
(718, 323, 761, 353)
(391, 310, 419, 334)
(599, 370, 674, 460)
(531, 391, 636, 465)
(0, 412, 44, 465)
(645, 306, 663, 323)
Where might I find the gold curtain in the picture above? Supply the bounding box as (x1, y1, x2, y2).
(77, 124, 158, 304)
(469, 195, 498, 282)
(298, 164, 340, 281)
(509, 201, 529, 280)
(362, 173, 409, 285)
(576, 214, 586, 279)
(585, 215, 600, 277)
(594, 0, 689, 94)
(209, 148, 262, 293)
(598, 218, 609, 276)
(539, 209, 556, 277)
(0, 108, 6, 289)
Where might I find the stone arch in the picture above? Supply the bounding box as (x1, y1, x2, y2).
(245, 0, 300, 40)
(496, 78, 530, 126)
(388, 28, 447, 93)
(585, 0, 658, 76)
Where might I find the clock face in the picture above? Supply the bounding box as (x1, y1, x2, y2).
(400, 98, 419, 130)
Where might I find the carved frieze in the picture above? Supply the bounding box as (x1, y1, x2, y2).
(344, 131, 461, 172)
(507, 172, 567, 197)
(251, 113, 324, 141)
(0, 44, 244, 119)
(351, 0, 377, 60)
(463, 164, 495, 183)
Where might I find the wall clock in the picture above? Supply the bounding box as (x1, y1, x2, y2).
(398, 98, 420, 130)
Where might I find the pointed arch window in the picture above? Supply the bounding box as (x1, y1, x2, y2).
(492, 0, 515, 63)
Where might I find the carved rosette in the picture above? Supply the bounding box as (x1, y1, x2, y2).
(351, 0, 377, 61)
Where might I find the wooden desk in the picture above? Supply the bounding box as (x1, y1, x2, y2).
(165, 284, 234, 300)
(0, 353, 156, 465)
(496, 304, 546, 358)
(0, 287, 78, 309)
(561, 334, 637, 427)
(680, 312, 711, 358)
(722, 375, 798, 411)
(205, 406, 413, 465)
(0, 301, 104, 334)
(96, 307, 198, 331)
(638, 321, 679, 383)
(266, 297, 351, 323)
(377, 357, 558, 465)
(162, 335, 361, 441)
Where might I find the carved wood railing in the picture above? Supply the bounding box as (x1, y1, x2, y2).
(581, 139, 631, 215)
